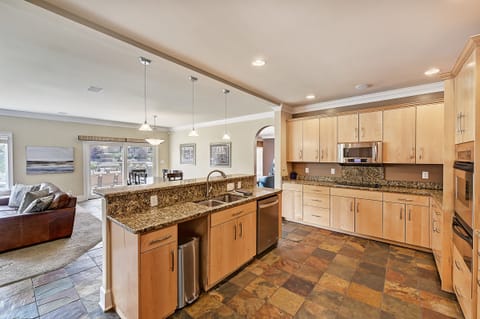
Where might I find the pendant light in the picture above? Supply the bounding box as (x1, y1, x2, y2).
(188, 76, 199, 137)
(222, 89, 231, 140)
(145, 115, 165, 145)
(138, 57, 152, 131)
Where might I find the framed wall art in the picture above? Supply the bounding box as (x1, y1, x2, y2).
(180, 143, 196, 165)
(26, 146, 74, 174)
(210, 142, 231, 167)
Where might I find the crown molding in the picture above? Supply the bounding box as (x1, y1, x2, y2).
(292, 82, 444, 114)
(170, 111, 274, 132)
(0, 108, 169, 131)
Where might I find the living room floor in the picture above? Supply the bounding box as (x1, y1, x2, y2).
(0, 200, 463, 319)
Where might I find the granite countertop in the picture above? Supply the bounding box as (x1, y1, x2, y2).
(108, 187, 281, 234)
(283, 179, 443, 205)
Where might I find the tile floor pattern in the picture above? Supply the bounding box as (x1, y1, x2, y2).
(0, 205, 464, 318)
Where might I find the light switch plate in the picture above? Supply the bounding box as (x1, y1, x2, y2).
(330, 168, 336, 175)
(227, 183, 235, 191)
(422, 171, 429, 179)
(150, 195, 158, 207)
(305, 167, 309, 174)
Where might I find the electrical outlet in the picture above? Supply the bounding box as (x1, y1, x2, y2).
(330, 168, 336, 175)
(422, 171, 429, 179)
(237, 181, 242, 189)
(227, 183, 235, 191)
(150, 195, 158, 207)
(305, 167, 309, 174)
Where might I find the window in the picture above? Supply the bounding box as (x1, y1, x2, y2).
(0, 133, 13, 193)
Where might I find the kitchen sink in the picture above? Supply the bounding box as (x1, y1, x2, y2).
(212, 194, 245, 203)
(195, 199, 225, 207)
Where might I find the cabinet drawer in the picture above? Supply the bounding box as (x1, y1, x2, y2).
(282, 183, 302, 191)
(383, 192, 429, 206)
(303, 185, 329, 195)
(303, 206, 330, 227)
(303, 194, 329, 208)
(211, 202, 256, 227)
(452, 245, 472, 319)
(140, 225, 177, 253)
(330, 187, 382, 201)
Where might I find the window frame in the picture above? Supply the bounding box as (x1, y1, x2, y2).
(0, 132, 13, 195)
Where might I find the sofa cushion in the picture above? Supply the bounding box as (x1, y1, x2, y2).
(23, 194, 54, 214)
(8, 184, 41, 207)
(18, 189, 49, 214)
(48, 192, 71, 210)
(39, 182, 61, 194)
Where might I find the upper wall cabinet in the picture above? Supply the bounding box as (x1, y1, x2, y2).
(383, 107, 416, 163)
(416, 103, 444, 164)
(454, 51, 476, 144)
(287, 118, 319, 162)
(287, 120, 303, 161)
(337, 111, 382, 143)
(319, 116, 337, 162)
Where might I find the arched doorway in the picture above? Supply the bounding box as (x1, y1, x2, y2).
(255, 125, 275, 188)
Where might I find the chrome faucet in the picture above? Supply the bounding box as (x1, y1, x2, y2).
(206, 170, 227, 198)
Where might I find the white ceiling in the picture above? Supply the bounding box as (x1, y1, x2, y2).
(1, 0, 480, 128)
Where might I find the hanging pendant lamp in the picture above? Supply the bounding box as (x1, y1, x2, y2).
(138, 57, 152, 131)
(222, 89, 231, 140)
(188, 76, 199, 137)
(145, 115, 165, 145)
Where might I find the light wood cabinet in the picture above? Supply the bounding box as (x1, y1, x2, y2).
(416, 103, 444, 164)
(303, 185, 330, 227)
(383, 107, 416, 163)
(287, 120, 303, 161)
(383, 193, 430, 248)
(431, 200, 443, 270)
(110, 223, 178, 319)
(331, 195, 355, 232)
(453, 245, 472, 319)
(282, 183, 302, 221)
(454, 50, 476, 144)
(303, 118, 320, 162)
(319, 116, 337, 162)
(208, 202, 256, 286)
(355, 198, 382, 238)
(337, 113, 358, 143)
(359, 111, 382, 142)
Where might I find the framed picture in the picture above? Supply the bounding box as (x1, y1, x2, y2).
(180, 143, 196, 165)
(26, 146, 74, 174)
(210, 142, 231, 167)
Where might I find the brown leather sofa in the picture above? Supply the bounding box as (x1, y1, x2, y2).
(0, 182, 77, 253)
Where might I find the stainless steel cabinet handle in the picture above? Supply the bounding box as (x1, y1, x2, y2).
(354, 128, 358, 139)
(234, 224, 237, 240)
(356, 202, 359, 212)
(454, 286, 462, 298)
(361, 127, 365, 138)
(312, 214, 322, 217)
(400, 208, 403, 220)
(408, 209, 411, 221)
(316, 149, 319, 160)
(258, 200, 279, 209)
(350, 201, 354, 212)
(239, 222, 243, 238)
(321, 149, 324, 160)
(149, 234, 172, 245)
(170, 249, 175, 272)
(232, 210, 244, 217)
(454, 260, 462, 270)
(299, 150, 303, 159)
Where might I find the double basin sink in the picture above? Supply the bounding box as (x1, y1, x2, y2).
(195, 193, 245, 207)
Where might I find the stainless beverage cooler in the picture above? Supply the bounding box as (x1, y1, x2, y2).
(177, 236, 200, 309)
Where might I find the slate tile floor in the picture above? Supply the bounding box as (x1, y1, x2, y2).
(0, 200, 463, 318)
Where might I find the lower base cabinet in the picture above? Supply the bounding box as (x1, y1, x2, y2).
(110, 222, 178, 319)
(282, 183, 302, 221)
(453, 245, 472, 319)
(331, 195, 355, 232)
(208, 202, 256, 287)
(355, 198, 382, 238)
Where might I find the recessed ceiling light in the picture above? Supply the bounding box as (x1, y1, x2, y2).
(306, 94, 315, 100)
(355, 83, 370, 90)
(87, 86, 103, 93)
(251, 59, 266, 67)
(424, 68, 440, 76)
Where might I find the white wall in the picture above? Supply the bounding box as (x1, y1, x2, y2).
(0, 115, 169, 198)
(169, 117, 274, 179)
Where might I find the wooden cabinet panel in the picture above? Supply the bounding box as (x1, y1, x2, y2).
(359, 111, 382, 142)
(337, 114, 358, 143)
(211, 201, 256, 227)
(303, 118, 320, 162)
(236, 211, 256, 266)
(319, 116, 337, 162)
(383, 202, 405, 242)
(293, 190, 303, 221)
(303, 194, 329, 208)
(140, 241, 177, 319)
(303, 206, 330, 227)
(303, 184, 329, 195)
(209, 219, 237, 285)
(140, 226, 177, 253)
(431, 201, 442, 269)
(416, 103, 444, 164)
(383, 107, 416, 163)
(355, 199, 382, 238)
(453, 245, 472, 319)
(282, 184, 302, 221)
(331, 195, 354, 232)
(382, 193, 430, 206)
(405, 205, 430, 248)
(454, 51, 475, 144)
(331, 187, 382, 201)
(287, 120, 303, 161)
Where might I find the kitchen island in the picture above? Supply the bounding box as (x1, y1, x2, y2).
(94, 174, 281, 319)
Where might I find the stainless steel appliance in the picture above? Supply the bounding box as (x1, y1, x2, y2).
(338, 142, 382, 164)
(177, 237, 200, 309)
(454, 160, 474, 227)
(453, 213, 473, 271)
(257, 195, 279, 254)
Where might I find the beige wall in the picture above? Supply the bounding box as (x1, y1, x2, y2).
(169, 117, 274, 179)
(0, 115, 169, 198)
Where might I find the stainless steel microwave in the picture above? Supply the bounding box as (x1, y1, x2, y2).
(338, 142, 382, 164)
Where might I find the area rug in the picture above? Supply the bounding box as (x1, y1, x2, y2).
(0, 211, 102, 287)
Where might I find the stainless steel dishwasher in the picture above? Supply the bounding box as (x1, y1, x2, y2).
(257, 195, 280, 254)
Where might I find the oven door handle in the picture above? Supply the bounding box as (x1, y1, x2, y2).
(452, 220, 473, 247)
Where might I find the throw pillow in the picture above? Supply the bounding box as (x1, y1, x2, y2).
(48, 192, 70, 210)
(22, 194, 55, 214)
(8, 184, 41, 207)
(18, 189, 49, 214)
